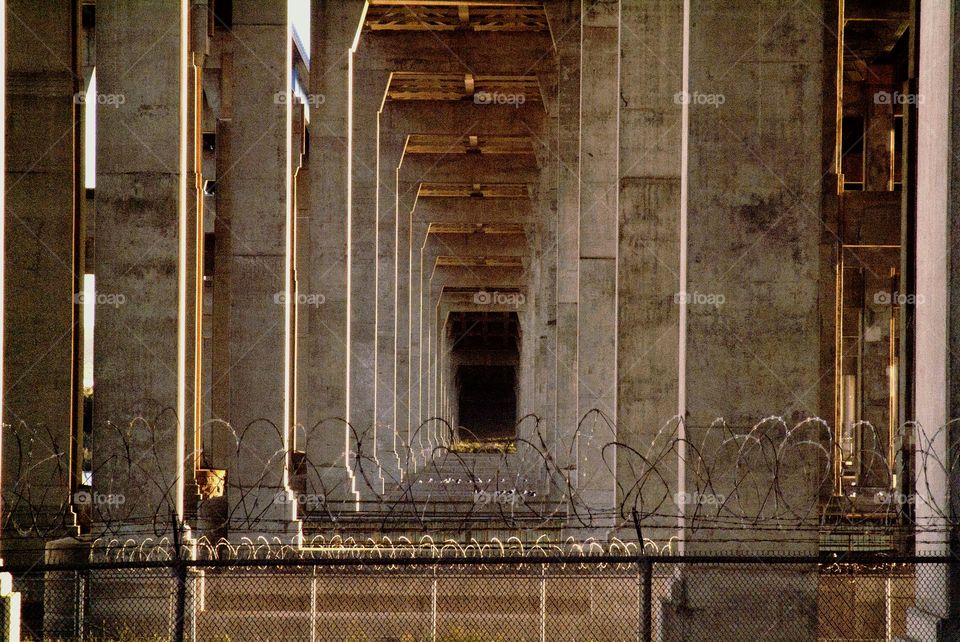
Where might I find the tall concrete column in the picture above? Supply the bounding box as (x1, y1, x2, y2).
(864, 65, 894, 193)
(615, 0, 683, 543)
(395, 186, 416, 472)
(659, 1, 824, 638)
(219, 0, 298, 539)
(3, 0, 78, 562)
(683, 0, 822, 554)
(908, 0, 960, 637)
(575, 0, 619, 530)
(546, 0, 581, 495)
(93, 0, 185, 538)
(301, 0, 365, 509)
(348, 67, 390, 499)
(375, 131, 405, 484)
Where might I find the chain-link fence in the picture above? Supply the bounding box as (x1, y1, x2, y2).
(9, 554, 952, 641)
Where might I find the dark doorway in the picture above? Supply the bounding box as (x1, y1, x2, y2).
(457, 364, 517, 440)
(447, 310, 521, 442)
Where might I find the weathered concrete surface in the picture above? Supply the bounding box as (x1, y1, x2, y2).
(218, 0, 299, 537)
(348, 68, 390, 500)
(684, 0, 823, 554)
(3, 0, 78, 563)
(575, 0, 620, 531)
(543, 1, 581, 486)
(300, 0, 365, 506)
(615, 0, 683, 543)
(93, 0, 184, 535)
(908, 1, 960, 638)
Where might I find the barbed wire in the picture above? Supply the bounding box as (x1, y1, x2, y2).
(2, 411, 956, 554)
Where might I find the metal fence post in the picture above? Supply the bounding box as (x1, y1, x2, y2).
(310, 565, 317, 642)
(431, 565, 438, 642)
(172, 515, 187, 642)
(640, 558, 652, 642)
(173, 558, 187, 642)
(540, 565, 546, 642)
(633, 509, 653, 642)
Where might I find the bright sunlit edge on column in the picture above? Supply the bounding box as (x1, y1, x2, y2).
(0, 0, 6, 540)
(284, 0, 294, 497)
(176, 0, 189, 521)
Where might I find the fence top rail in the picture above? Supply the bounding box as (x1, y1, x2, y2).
(4, 553, 959, 574)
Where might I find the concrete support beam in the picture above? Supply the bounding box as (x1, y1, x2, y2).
(348, 68, 390, 499)
(411, 198, 533, 228)
(396, 190, 417, 469)
(574, 0, 620, 531)
(363, 32, 554, 77)
(92, 0, 185, 538)
(376, 134, 404, 485)
(908, 0, 960, 637)
(301, 0, 366, 507)
(3, 0, 78, 561)
(544, 1, 581, 483)
(864, 66, 895, 192)
(683, 0, 822, 554)
(219, 0, 299, 538)
(615, 0, 683, 542)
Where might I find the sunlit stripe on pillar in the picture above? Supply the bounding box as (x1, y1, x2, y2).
(344, 3, 369, 508)
(0, 0, 6, 529)
(284, 0, 293, 493)
(676, 0, 691, 552)
(176, 0, 189, 521)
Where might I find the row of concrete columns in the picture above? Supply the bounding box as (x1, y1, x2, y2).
(0, 0, 957, 597)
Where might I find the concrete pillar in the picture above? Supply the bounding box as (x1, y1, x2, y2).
(615, 0, 683, 543)
(683, 0, 823, 554)
(3, 0, 78, 561)
(348, 67, 390, 500)
(545, 2, 581, 484)
(300, 0, 366, 509)
(375, 133, 405, 485)
(93, 0, 185, 538)
(395, 187, 416, 471)
(659, 1, 825, 638)
(218, 0, 298, 539)
(0, 571, 20, 642)
(182, 0, 207, 523)
(864, 65, 895, 192)
(907, 1, 960, 638)
(575, 0, 620, 531)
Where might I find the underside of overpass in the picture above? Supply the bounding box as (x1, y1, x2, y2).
(3, 2, 959, 619)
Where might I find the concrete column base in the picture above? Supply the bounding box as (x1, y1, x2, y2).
(43, 537, 91, 639)
(0, 568, 21, 642)
(904, 607, 960, 641)
(661, 565, 818, 642)
(228, 487, 302, 545)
